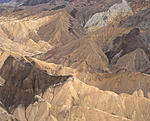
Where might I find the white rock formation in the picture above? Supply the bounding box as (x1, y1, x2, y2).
(34, 95, 45, 102)
(84, 0, 132, 29)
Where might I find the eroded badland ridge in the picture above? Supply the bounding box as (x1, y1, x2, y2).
(0, 0, 150, 121)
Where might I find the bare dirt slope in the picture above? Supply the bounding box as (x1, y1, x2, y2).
(0, 0, 150, 121)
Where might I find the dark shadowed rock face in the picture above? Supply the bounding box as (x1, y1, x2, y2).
(113, 48, 150, 74)
(121, 8, 150, 42)
(0, 55, 72, 112)
(105, 28, 150, 64)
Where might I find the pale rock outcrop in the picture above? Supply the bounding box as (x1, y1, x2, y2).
(26, 101, 56, 121)
(84, 0, 132, 30)
(49, 78, 150, 121)
(25, 101, 132, 121)
(22, 78, 134, 121)
(0, 76, 5, 86)
(0, 50, 11, 68)
(132, 89, 144, 97)
(34, 95, 45, 102)
(0, 104, 18, 121)
(13, 105, 26, 121)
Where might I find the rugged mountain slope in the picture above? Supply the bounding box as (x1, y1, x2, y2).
(49, 78, 150, 121)
(98, 72, 150, 97)
(34, 27, 150, 86)
(0, 8, 84, 62)
(0, 0, 150, 121)
(1, 55, 150, 121)
(0, 9, 78, 46)
(37, 35, 109, 73)
(36, 25, 131, 71)
(79, 0, 150, 32)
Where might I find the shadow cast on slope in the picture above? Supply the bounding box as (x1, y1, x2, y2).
(0, 55, 72, 113)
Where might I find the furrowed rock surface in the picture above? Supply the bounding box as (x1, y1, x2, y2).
(0, 55, 72, 113)
(0, 0, 150, 121)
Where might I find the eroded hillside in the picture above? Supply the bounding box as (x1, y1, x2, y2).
(0, 0, 150, 121)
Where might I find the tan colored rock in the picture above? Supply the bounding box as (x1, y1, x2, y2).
(26, 101, 55, 121)
(50, 78, 150, 121)
(0, 51, 10, 68)
(0, 76, 5, 86)
(114, 48, 150, 73)
(132, 89, 144, 97)
(13, 105, 26, 121)
(37, 32, 109, 74)
(98, 72, 150, 97)
(0, 3, 150, 121)
(61, 106, 132, 121)
(0, 104, 18, 121)
(25, 39, 41, 50)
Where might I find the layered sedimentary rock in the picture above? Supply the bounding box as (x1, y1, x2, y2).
(0, 0, 150, 121)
